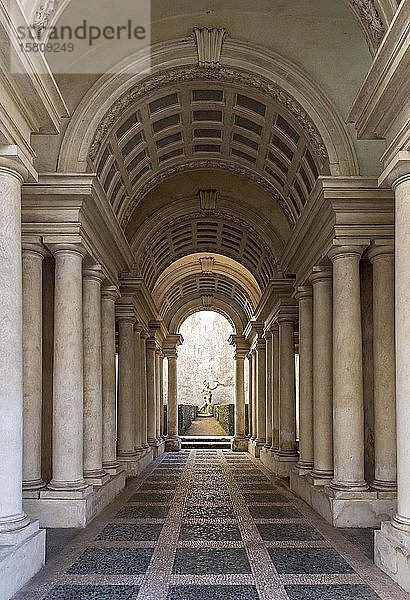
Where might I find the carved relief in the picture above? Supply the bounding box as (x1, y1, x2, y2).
(199, 257, 215, 274)
(193, 27, 227, 68)
(348, 0, 386, 49)
(201, 295, 214, 307)
(33, 0, 59, 39)
(199, 189, 218, 213)
(89, 65, 328, 165)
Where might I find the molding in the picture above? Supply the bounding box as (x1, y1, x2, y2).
(33, 0, 61, 39)
(167, 294, 245, 334)
(346, 0, 386, 52)
(193, 27, 227, 69)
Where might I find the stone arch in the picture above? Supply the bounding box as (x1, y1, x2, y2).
(167, 297, 245, 335)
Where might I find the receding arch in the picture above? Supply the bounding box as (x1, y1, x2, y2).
(168, 296, 246, 334)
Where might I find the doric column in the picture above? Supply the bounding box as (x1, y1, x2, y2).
(164, 334, 183, 452)
(22, 240, 46, 492)
(230, 335, 249, 452)
(264, 331, 273, 449)
(140, 331, 149, 448)
(310, 267, 334, 481)
(48, 243, 89, 491)
(0, 164, 31, 532)
(247, 352, 253, 438)
(146, 338, 158, 448)
(277, 318, 298, 461)
(159, 353, 165, 438)
(134, 325, 144, 453)
(83, 266, 107, 485)
(392, 170, 410, 527)
(255, 337, 266, 447)
(329, 246, 368, 491)
(270, 325, 280, 454)
(155, 350, 163, 440)
(294, 286, 314, 471)
(368, 245, 396, 491)
(101, 285, 120, 472)
(116, 311, 137, 466)
(250, 350, 257, 440)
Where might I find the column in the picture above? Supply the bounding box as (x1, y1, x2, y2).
(101, 286, 120, 472)
(117, 313, 137, 465)
(264, 331, 273, 449)
(164, 335, 183, 452)
(230, 336, 248, 452)
(277, 318, 298, 461)
(159, 353, 165, 438)
(270, 325, 280, 454)
(0, 165, 30, 532)
(83, 266, 107, 485)
(255, 338, 266, 447)
(48, 244, 89, 491)
(393, 170, 410, 527)
(22, 242, 46, 492)
(155, 351, 164, 441)
(310, 268, 334, 481)
(294, 286, 314, 471)
(134, 326, 144, 453)
(140, 331, 149, 448)
(146, 338, 158, 448)
(368, 246, 396, 491)
(247, 352, 253, 438)
(250, 351, 257, 440)
(329, 246, 368, 491)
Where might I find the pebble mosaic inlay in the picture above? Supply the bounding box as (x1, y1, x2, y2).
(12, 450, 407, 600)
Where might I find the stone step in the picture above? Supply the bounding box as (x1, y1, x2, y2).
(181, 436, 232, 449)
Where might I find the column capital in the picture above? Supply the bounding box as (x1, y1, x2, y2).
(379, 150, 410, 189)
(102, 285, 120, 302)
(146, 337, 160, 351)
(294, 285, 312, 301)
(21, 237, 48, 258)
(309, 265, 333, 284)
(163, 334, 184, 358)
(43, 236, 87, 258)
(328, 245, 366, 262)
(367, 244, 394, 262)
(0, 145, 37, 182)
(140, 330, 150, 341)
(115, 306, 136, 324)
(83, 264, 105, 283)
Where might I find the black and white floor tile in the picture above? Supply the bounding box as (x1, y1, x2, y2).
(12, 450, 407, 600)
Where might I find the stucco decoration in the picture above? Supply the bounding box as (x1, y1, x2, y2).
(89, 65, 328, 164)
(199, 189, 218, 213)
(348, 0, 386, 49)
(33, 0, 60, 39)
(193, 27, 227, 69)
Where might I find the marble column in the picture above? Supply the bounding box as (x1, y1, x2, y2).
(146, 339, 158, 448)
(250, 351, 257, 440)
(134, 326, 144, 453)
(140, 331, 149, 448)
(264, 332, 273, 449)
(159, 354, 165, 438)
(368, 246, 397, 491)
(164, 336, 182, 452)
(294, 286, 314, 471)
(155, 351, 162, 441)
(277, 318, 298, 461)
(270, 325, 280, 454)
(230, 336, 248, 452)
(247, 352, 253, 438)
(22, 242, 46, 492)
(310, 268, 334, 481)
(255, 338, 266, 447)
(117, 314, 137, 465)
(101, 286, 120, 472)
(0, 166, 30, 532)
(393, 172, 410, 527)
(48, 244, 89, 491)
(329, 246, 368, 492)
(83, 266, 107, 485)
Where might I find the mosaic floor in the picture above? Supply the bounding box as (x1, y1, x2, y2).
(13, 450, 407, 600)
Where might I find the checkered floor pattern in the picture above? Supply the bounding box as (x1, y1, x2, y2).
(12, 450, 407, 599)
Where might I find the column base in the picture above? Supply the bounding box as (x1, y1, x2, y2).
(118, 447, 153, 476)
(165, 436, 182, 452)
(248, 439, 265, 458)
(84, 471, 111, 486)
(290, 469, 396, 527)
(231, 436, 248, 452)
(103, 462, 124, 476)
(23, 472, 126, 528)
(0, 521, 45, 600)
(375, 520, 410, 593)
(149, 439, 165, 458)
(260, 447, 298, 477)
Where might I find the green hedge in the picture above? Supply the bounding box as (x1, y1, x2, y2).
(214, 404, 234, 435)
(178, 404, 198, 435)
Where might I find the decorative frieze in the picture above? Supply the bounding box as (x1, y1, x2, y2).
(193, 27, 227, 69)
(347, 0, 386, 49)
(33, 0, 60, 39)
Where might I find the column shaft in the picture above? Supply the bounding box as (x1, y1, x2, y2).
(310, 269, 334, 479)
(140, 332, 149, 448)
(0, 168, 30, 531)
(22, 246, 45, 491)
(146, 340, 158, 447)
(255, 339, 266, 445)
(247, 353, 253, 438)
(133, 327, 143, 452)
(270, 326, 280, 453)
(251, 351, 257, 439)
(117, 317, 137, 459)
(101, 287, 120, 470)
(264, 333, 273, 448)
(83, 268, 105, 481)
(278, 320, 298, 457)
(49, 247, 88, 490)
(330, 247, 367, 491)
